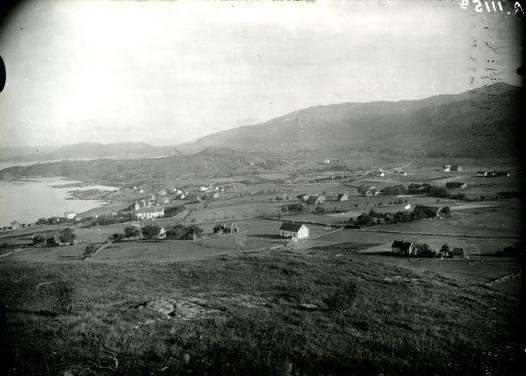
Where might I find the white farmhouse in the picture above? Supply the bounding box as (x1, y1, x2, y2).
(135, 206, 165, 220)
(279, 223, 309, 240)
(64, 211, 77, 220)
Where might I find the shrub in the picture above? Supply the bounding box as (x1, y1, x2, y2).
(324, 281, 358, 312)
(166, 224, 203, 240)
(59, 228, 76, 244)
(164, 205, 185, 217)
(142, 225, 161, 240)
(124, 226, 141, 239)
(109, 233, 125, 242)
(32, 234, 47, 246)
(83, 244, 96, 258)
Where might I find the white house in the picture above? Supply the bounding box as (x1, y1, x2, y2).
(279, 223, 309, 240)
(64, 211, 77, 220)
(135, 206, 165, 220)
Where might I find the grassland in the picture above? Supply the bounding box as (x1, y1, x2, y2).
(1, 246, 523, 376)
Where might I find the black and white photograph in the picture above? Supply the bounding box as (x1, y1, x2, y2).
(0, 0, 524, 375)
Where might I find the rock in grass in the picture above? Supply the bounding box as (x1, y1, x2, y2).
(147, 298, 176, 317)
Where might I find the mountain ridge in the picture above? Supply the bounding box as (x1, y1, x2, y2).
(0, 142, 178, 163)
(184, 83, 520, 157)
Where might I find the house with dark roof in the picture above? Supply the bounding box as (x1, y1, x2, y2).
(279, 222, 309, 240)
(452, 247, 465, 258)
(392, 240, 416, 256)
(365, 187, 380, 197)
(297, 194, 310, 203)
(337, 193, 349, 201)
(306, 195, 326, 205)
(213, 222, 239, 234)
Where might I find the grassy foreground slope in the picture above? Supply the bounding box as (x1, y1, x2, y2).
(0, 248, 523, 376)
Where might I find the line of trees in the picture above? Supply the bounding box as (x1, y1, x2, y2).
(407, 183, 466, 200)
(32, 228, 76, 246)
(109, 223, 203, 242)
(350, 207, 451, 227)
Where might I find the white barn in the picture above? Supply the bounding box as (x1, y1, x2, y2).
(279, 223, 309, 240)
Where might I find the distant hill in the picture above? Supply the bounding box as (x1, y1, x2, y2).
(0, 147, 274, 184)
(189, 83, 521, 157)
(0, 142, 178, 163)
(44, 142, 178, 160)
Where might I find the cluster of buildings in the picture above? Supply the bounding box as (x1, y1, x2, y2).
(2, 220, 28, 231)
(296, 192, 351, 204)
(135, 206, 165, 220)
(213, 222, 240, 234)
(442, 164, 462, 173)
(297, 194, 326, 205)
(391, 240, 466, 258)
(476, 170, 511, 177)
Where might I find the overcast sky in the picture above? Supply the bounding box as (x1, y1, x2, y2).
(0, 0, 522, 147)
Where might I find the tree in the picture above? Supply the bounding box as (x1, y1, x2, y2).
(142, 225, 161, 240)
(109, 233, 124, 242)
(441, 206, 451, 217)
(84, 244, 96, 258)
(185, 225, 203, 239)
(59, 228, 76, 245)
(356, 213, 373, 227)
(166, 224, 203, 240)
(124, 226, 141, 239)
(357, 184, 370, 196)
(32, 234, 47, 246)
(440, 243, 450, 257)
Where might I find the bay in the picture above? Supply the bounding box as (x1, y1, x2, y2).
(0, 177, 117, 227)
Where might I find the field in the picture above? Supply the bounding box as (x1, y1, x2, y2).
(0, 155, 523, 375)
(1, 246, 524, 376)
